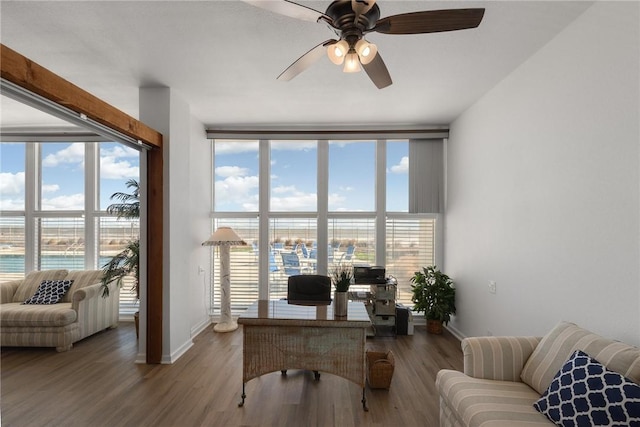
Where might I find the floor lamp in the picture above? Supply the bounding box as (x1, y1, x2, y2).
(202, 227, 246, 332)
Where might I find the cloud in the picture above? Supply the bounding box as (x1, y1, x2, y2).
(272, 185, 296, 194)
(100, 157, 139, 179)
(215, 166, 249, 178)
(215, 175, 259, 210)
(0, 198, 24, 210)
(338, 185, 354, 192)
(0, 172, 25, 195)
(328, 192, 346, 210)
(215, 141, 259, 154)
(42, 143, 84, 167)
(101, 145, 139, 159)
(42, 184, 60, 193)
(328, 140, 366, 147)
(271, 141, 316, 151)
(267, 184, 317, 211)
(100, 146, 140, 179)
(271, 193, 317, 211)
(41, 193, 85, 210)
(390, 156, 408, 174)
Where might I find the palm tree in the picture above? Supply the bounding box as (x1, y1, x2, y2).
(105, 178, 139, 219)
(100, 179, 140, 298)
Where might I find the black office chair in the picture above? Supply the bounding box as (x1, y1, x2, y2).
(283, 274, 331, 379)
(287, 274, 331, 304)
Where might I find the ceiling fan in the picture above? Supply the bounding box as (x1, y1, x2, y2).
(244, 0, 485, 89)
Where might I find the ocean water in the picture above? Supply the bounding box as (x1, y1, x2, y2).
(0, 254, 113, 273)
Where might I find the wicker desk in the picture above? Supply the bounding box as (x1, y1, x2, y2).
(237, 299, 372, 410)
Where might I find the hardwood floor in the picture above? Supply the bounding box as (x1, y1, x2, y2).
(1, 322, 462, 427)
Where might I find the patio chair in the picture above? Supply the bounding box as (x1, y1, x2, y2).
(280, 251, 302, 276)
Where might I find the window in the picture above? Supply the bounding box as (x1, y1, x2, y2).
(386, 140, 409, 212)
(386, 216, 436, 303)
(211, 218, 259, 312)
(0, 217, 25, 281)
(0, 142, 25, 211)
(211, 137, 443, 311)
(99, 142, 141, 210)
(0, 141, 141, 317)
(270, 141, 317, 212)
(329, 141, 374, 211)
(41, 143, 85, 210)
(214, 140, 259, 212)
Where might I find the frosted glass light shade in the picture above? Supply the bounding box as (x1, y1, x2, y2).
(355, 39, 378, 65)
(343, 51, 361, 73)
(327, 40, 349, 65)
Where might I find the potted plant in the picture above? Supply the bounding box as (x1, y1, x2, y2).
(100, 179, 140, 336)
(331, 263, 353, 316)
(410, 266, 456, 334)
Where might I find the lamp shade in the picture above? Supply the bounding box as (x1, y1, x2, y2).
(202, 227, 247, 246)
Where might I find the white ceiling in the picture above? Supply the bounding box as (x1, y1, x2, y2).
(0, 1, 594, 130)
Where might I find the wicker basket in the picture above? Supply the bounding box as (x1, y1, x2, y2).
(366, 350, 395, 389)
(427, 319, 443, 334)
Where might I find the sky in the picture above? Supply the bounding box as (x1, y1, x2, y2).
(214, 140, 409, 212)
(0, 139, 408, 213)
(0, 142, 140, 211)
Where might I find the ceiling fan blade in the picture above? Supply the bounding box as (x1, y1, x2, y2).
(373, 8, 485, 35)
(362, 52, 392, 89)
(277, 40, 336, 82)
(243, 0, 329, 23)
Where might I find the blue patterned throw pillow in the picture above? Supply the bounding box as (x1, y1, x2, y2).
(533, 350, 640, 426)
(23, 279, 74, 305)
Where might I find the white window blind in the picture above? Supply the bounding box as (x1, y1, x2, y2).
(0, 217, 26, 282)
(98, 216, 140, 315)
(386, 216, 436, 306)
(211, 218, 259, 313)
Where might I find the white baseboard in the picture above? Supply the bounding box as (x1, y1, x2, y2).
(191, 317, 212, 338)
(445, 324, 466, 342)
(163, 339, 194, 364)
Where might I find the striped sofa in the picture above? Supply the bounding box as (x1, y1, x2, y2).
(436, 321, 640, 426)
(0, 269, 120, 352)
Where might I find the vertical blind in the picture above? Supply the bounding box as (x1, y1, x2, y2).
(409, 139, 444, 214)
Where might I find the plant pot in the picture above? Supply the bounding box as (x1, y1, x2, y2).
(427, 319, 443, 335)
(334, 291, 348, 317)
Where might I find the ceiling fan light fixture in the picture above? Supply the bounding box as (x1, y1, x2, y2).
(327, 40, 349, 65)
(355, 39, 378, 65)
(343, 51, 362, 73)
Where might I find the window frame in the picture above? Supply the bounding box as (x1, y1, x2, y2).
(210, 136, 444, 312)
(0, 140, 141, 316)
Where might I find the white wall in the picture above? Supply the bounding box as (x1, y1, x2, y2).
(445, 2, 640, 346)
(188, 115, 213, 337)
(140, 87, 211, 363)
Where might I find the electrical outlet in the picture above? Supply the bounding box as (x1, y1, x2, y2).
(488, 281, 496, 294)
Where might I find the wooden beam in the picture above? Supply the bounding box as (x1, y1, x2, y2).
(1, 44, 164, 364)
(146, 148, 163, 364)
(1, 44, 162, 148)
